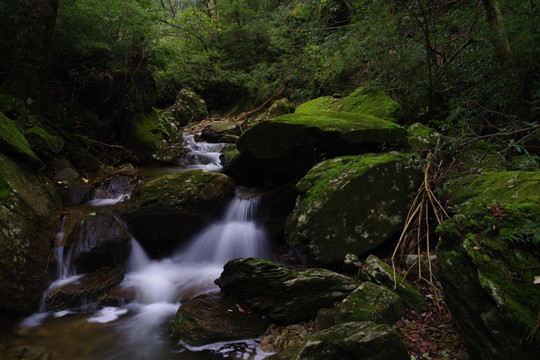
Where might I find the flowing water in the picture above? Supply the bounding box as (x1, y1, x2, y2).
(3, 137, 275, 360)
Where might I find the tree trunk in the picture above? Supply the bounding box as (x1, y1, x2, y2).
(482, 0, 514, 71)
(0, 0, 59, 105)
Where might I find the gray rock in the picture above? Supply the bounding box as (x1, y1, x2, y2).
(294, 321, 409, 360)
(335, 282, 404, 326)
(169, 293, 270, 346)
(285, 153, 421, 266)
(215, 257, 358, 324)
(45, 265, 125, 311)
(201, 122, 241, 143)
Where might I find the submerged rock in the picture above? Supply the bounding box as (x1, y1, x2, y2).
(0, 152, 61, 312)
(436, 171, 540, 360)
(168, 293, 270, 346)
(294, 321, 409, 360)
(285, 153, 421, 266)
(335, 282, 404, 326)
(215, 257, 358, 324)
(45, 265, 125, 311)
(125, 170, 235, 252)
(236, 112, 408, 183)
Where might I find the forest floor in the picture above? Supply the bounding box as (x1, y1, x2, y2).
(395, 280, 470, 360)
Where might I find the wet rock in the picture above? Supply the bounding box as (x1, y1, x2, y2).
(68, 210, 132, 273)
(215, 257, 358, 324)
(436, 171, 540, 360)
(294, 321, 409, 360)
(125, 170, 235, 252)
(285, 153, 421, 266)
(45, 265, 125, 311)
(236, 112, 408, 183)
(357, 255, 425, 312)
(342, 253, 362, 275)
(335, 282, 404, 326)
(0, 345, 55, 360)
(168, 293, 270, 346)
(221, 152, 262, 187)
(201, 122, 241, 143)
(67, 149, 104, 173)
(0, 152, 61, 312)
(57, 180, 92, 206)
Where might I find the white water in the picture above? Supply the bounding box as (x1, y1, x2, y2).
(181, 134, 225, 172)
(17, 137, 274, 359)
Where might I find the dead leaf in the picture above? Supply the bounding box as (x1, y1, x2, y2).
(491, 205, 504, 217)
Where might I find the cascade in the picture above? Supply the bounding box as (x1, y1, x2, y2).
(15, 135, 274, 360)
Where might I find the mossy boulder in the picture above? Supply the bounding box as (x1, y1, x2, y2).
(125, 170, 235, 252)
(0, 153, 61, 312)
(436, 171, 540, 360)
(236, 112, 408, 183)
(357, 255, 425, 311)
(168, 293, 270, 346)
(24, 125, 64, 159)
(285, 153, 421, 266)
(407, 122, 444, 152)
(0, 112, 42, 169)
(294, 321, 409, 360)
(295, 87, 402, 123)
(335, 282, 404, 326)
(126, 108, 184, 164)
(45, 265, 125, 311)
(169, 89, 208, 126)
(0, 94, 28, 118)
(215, 257, 358, 324)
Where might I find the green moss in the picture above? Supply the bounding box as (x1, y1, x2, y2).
(0, 174, 10, 198)
(24, 125, 64, 154)
(296, 153, 405, 204)
(333, 87, 402, 123)
(462, 235, 540, 343)
(276, 112, 402, 132)
(0, 112, 42, 167)
(294, 96, 336, 114)
(0, 94, 28, 117)
(294, 87, 402, 123)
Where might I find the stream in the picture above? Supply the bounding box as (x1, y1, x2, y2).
(3, 136, 275, 360)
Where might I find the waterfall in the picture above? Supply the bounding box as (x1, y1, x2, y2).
(181, 134, 224, 171)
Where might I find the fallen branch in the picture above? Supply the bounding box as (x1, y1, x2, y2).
(73, 134, 126, 150)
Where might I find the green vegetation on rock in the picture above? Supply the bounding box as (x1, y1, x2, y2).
(0, 112, 42, 168)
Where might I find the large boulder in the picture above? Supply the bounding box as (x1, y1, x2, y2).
(45, 265, 125, 311)
(285, 153, 421, 266)
(215, 257, 358, 324)
(295, 87, 402, 123)
(294, 321, 409, 360)
(334, 282, 404, 326)
(125, 170, 235, 252)
(236, 112, 408, 183)
(168, 293, 270, 345)
(67, 210, 132, 273)
(0, 152, 61, 312)
(169, 89, 208, 126)
(436, 171, 540, 360)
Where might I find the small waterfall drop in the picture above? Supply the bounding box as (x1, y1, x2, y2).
(181, 134, 224, 171)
